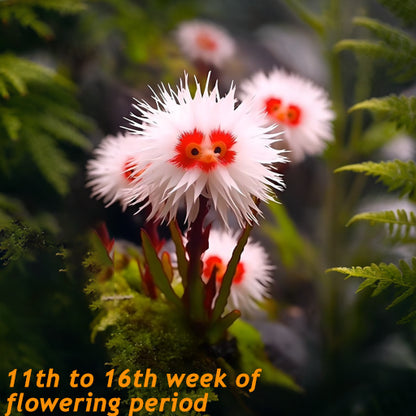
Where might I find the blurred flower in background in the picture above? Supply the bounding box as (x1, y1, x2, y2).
(86, 133, 146, 210)
(239, 68, 335, 163)
(202, 229, 274, 315)
(175, 20, 236, 68)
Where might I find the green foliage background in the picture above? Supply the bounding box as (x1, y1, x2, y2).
(2, 0, 416, 415)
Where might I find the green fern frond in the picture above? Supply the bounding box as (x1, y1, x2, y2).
(0, 110, 21, 141)
(0, 0, 87, 38)
(0, 55, 58, 99)
(354, 17, 416, 51)
(36, 114, 91, 149)
(24, 132, 75, 195)
(0, 194, 26, 229)
(349, 95, 416, 132)
(348, 209, 416, 239)
(0, 67, 27, 96)
(19, 0, 87, 14)
(378, 0, 416, 26)
(335, 17, 416, 82)
(330, 258, 416, 321)
(0, 5, 53, 38)
(23, 92, 92, 131)
(336, 160, 416, 201)
(0, 61, 92, 192)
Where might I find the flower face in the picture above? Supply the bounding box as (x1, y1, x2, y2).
(202, 230, 274, 315)
(86, 133, 143, 210)
(171, 128, 236, 172)
(126, 74, 286, 226)
(175, 20, 236, 68)
(239, 68, 335, 163)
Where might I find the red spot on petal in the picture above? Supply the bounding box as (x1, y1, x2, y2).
(203, 255, 226, 282)
(233, 262, 245, 284)
(203, 255, 245, 285)
(265, 97, 282, 120)
(286, 104, 302, 126)
(196, 32, 218, 51)
(122, 157, 144, 183)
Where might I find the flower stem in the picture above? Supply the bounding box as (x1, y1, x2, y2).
(211, 221, 253, 322)
(184, 196, 210, 323)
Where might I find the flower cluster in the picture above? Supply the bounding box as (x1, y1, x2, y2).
(86, 66, 334, 321)
(239, 68, 335, 163)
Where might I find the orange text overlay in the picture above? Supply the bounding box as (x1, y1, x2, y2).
(4, 368, 262, 415)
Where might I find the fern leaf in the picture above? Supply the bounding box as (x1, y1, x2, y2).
(0, 0, 86, 38)
(335, 17, 416, 82)
(0, 5, 53, 38)
(0, 77, 9, 99)
(0, 193, 26, 229)
(354, 17, 416, 51)
(24, 132, 75, 195)
(348, 209, 416, 239)
(0, 60, 92, 194)
(378, 0, 416, 26)
(330, 259, 416, 320)
(0, 110, 21, 141)
(336, 160, 416, 201)
(37, 114, 91, 149)
(0, 67, 27, 96)
(335, 39, 396, 58)
(0, 55, 57, 99)
(350, 95, 416, 132)
(29, 95, 92, 130)
(23, 0, 87, 14)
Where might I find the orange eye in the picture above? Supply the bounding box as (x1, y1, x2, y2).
(171, 128, 204, 170)
(265, 97, 282, 118)
(185, 143, 201, 159)
(211, 141, 227, 157)
(209, 129, 236, 166)
(286, 104, 302, 126)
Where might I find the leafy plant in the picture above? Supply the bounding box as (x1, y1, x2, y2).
(330, 259, 416, 322)
(331, 0, 416, 323)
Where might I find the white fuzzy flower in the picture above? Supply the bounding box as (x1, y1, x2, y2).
(202, 229, 274, 315)
(239, 68, 335, 163)
(175, 20, 236, 68)
(126, 74, 286, 227)
(86, 133, 145, 210)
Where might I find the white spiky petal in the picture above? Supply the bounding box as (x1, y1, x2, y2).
(202, 229, 274, 315)
(126, 74, 286, 227)
(86, 133, 143, 210)
(239, 68, 335, 163)
(175, 20, 236, 68)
